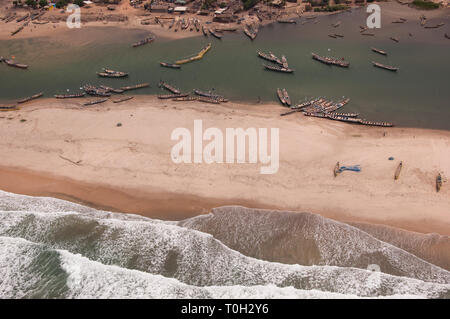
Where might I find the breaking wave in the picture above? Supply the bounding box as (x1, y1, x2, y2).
(0, 190, 449, 299)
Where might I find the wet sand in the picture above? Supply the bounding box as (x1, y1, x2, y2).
(0, 96, 449, 235)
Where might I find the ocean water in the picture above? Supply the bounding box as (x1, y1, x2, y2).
(0, 190, 449, 299)
(0, 4, 449, 129)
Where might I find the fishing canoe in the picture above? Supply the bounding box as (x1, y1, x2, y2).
(333, 162, 340, 177)
(436, 173, 442, 192)
(371, 47, 387, 55)
(113, 96, 134, 103)
(263, 64, 294, 73)
(132, 37, 155, 47)
(160, 62, 181, 69)
(97, 72, 128, 78)
(277, 88, 286, 106)
(3, 59, 28, 69)
(209, 29, 223, 39)
(159, 81, 181, 94)
(372, 61, 398, 72)
(282, 88, 291, 106)
(0, 104, 18, 111)
(390, 37, 399, 42)
(158, 93, 189, 99)
(54, 93, 86, 99)
(394, 161, 403, 180)
(84, 99, 108, 106)
(120, 83, 150, 91)
(17, 92, 43, 104)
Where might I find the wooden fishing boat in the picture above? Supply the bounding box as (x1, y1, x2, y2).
(333, 162, 340, 177)
(257, 51, 279, 64)
(282, 88, 291, 106)
(311, 53, 349, 68)
(0, 104, 18, 111)
(16, 13, 30, 23)
(360, 120, 393, 127)
(424, 23, 444, 29)
(97, 71, 128, 78)
(202, 25, 208, 36)
(84, 99, 108, 106)
(120, 83, 150, 91)
(99, 85, 124, 94)
(182, 18, 190, 30)
(390, 37, 399, 42)
(160, 62, 181, 69)
(394, 161, 403, 180)
(159, 81, 181, 94)
(132, 36, 154, 48)
(263, 64, 294, 73)
(277, 19, 296, 24)
(436, 173, 442, 192)
(445, 33, 450, 40)
(371, 47, 387, 55)
(17, 92, 43, 104)
(372, 61, 398, 72)
(32, 20, 49, 25)
(83, 85, 111, 97)
(328, 34, 337, 39)
(330, 112, 359, 117)
(11, 25, 25, 36)
(334, 34, 344, 38)
(158, 93, 189, 99)
(113, 96, 134, 103)
(281, 55, 289, 68)
(244, 27, 257, 40)
(197, 97, 221, 104)
(172, 96, 199, 102)
(194, 19, 200, 32)
(3, 59, 28, 69)
(175, 43, 211, 65)
(55, 93, 85, 99)
(193, 89, 226, 102)
(209, 29, 223, 39)
(332, 21, 341, 28)
(277, 88, 286, 106)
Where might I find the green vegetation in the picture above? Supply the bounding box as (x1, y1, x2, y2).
(314, 4, 350, 12)
(412, 0, 439, 9)
(201, 0, 216, 9)
(242, 0, 259, 10)
(25, 0, 37, 8)
(39, 0, 48, 7)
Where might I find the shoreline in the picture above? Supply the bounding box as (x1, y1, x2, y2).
(1, 2, 448, 42)
(0, 96, 449, 235)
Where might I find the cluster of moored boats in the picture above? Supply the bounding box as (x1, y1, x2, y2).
(156, 81, 228, 104)
(244, 24, 259, 40)
(97, 68, 128, 78)
(132, 36, 155, 48)
(280, 96, 393, 127)
(311, 52, 349, 68)
(258, 50, 293, 73)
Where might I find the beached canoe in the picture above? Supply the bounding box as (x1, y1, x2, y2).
(54, 93, 86, 99)
(209, 29, 223, 39)
(84, 98, 108, 106)
(282, 88, 291, 106)
(436, 173, 442, 192)
(17, 92, 43, 104)
(334, 162, 340, 177)
(277, 88, 286, 106)
(113, 96, 134, 103)
(394, 161, 403, 180)
(158, 93, 189, 99)
(0, 104, 18, 111)
(159, 81, 181, 95)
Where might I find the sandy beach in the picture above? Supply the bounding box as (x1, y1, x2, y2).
(0, 96, 448, 235)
